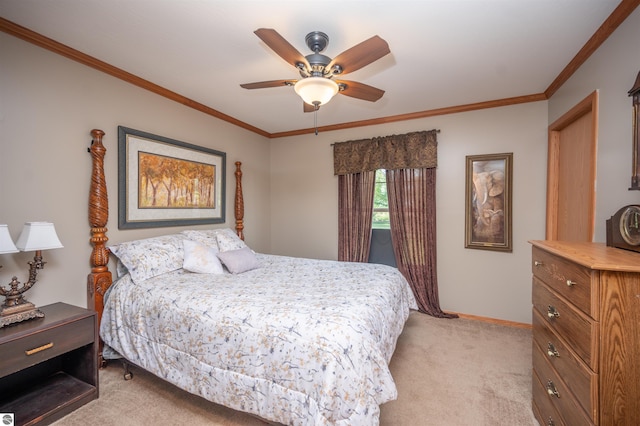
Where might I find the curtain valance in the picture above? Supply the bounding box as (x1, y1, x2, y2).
(333, 129, 438, 175)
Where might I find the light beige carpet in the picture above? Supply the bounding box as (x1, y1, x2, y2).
(53, 312, 538, 425)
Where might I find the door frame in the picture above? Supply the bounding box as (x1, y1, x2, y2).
(546, 91, 598, 240)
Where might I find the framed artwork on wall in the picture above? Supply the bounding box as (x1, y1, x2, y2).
(465, 152, 513, 252)
(118, 126, 226, 229)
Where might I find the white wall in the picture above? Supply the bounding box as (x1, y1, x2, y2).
(270, 101, 549, 324)
(548, 8, 640, 240)
(0, 33, 271, 310)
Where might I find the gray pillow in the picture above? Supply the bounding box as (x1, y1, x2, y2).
(216, 246, 260, 274)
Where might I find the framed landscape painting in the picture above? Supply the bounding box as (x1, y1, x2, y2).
(118, 126, 226, 229)
(465, 152, 512, 252)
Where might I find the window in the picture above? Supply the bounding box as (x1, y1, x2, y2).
(372, 169, 389, 229)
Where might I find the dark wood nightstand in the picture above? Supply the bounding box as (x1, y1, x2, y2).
(0, 303, 98, 425)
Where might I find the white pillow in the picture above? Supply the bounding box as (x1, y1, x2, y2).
(217, 246, 260, 274)
(109, 234, 185, 284)
(182, 239, 224, 274)
(180, 229, 220, 251)
(215, 228, 248, 252)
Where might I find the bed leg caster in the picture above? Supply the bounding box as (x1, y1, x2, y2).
(122, 360, 134, 380)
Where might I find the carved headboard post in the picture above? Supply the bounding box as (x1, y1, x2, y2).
(87, 129, 112, 366)
(234, 161, 245, 240)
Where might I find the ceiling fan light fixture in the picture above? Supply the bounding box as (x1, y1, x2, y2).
(294, 77, 339, 106)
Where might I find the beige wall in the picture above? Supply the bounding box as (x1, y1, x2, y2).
(270, 102, 549, 323)
(0, 33, 271, 310)
(548, 8, 640, 240)
(2, 7, 638, 325)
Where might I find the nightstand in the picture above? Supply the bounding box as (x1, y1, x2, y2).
(0, 303, 98, 425)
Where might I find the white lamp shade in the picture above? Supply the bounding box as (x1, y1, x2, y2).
(294, 77, 339, 106)
(0, 224, 19, 254)
(15, 222, 63, 251)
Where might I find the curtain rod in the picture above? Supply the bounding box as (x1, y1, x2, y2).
(331, 129, 440, 146)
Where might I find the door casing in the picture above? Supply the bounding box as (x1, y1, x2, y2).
(546, 91, 598, 241)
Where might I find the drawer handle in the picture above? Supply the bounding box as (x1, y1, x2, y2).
(534, 260, 543, 266)
(546, 380, 560, 398)
(25, 342, 54, 356)
(566, 279, 576, 287)
(547, 342, 560, 358)
(547, 305, 560, 319)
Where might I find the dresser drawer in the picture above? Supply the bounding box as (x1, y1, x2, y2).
(532, 309, 597, 419)
(533, 345, 594, 425)
(0, 316, 95, 378)
(532, 278, 597, 370)
(532, 246, 596, 319)
(533, 369, 565, 426)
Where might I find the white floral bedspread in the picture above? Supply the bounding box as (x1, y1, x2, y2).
(100, 253, 417, 425)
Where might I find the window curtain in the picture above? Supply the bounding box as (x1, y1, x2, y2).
(334, 129, 456, 317)
(387, 167, 456, 317)
(337, 171, 375, 262)
(334, 131, 437, 174)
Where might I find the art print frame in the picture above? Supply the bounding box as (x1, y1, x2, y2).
(118, 126, 226, 229)
(465, 152, 512, 252)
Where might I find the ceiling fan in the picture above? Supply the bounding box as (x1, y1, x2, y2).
(240, 28, 390, 112)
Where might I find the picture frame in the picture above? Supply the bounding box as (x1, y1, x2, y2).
(465, 153, 512, 252)
(118, 126, 226, 229)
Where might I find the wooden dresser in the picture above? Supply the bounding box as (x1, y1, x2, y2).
(530, 240, 640, 426)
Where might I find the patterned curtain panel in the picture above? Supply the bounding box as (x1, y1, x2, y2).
(333, 130, 437, 175)
(338, 171, 375, 262)
(387, 168, 457, 318)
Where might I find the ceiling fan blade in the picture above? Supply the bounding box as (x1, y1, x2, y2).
(328, 36, 390, 75)
(254, 28, 310, 70)
(240, 79, 296, 89)
(336, 80, 385, 102)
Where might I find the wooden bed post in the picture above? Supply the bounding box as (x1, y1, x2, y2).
(235, 161, 244, 240)
(87, 129, 111, 368)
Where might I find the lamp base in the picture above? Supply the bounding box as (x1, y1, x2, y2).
(0, 300, 44, 328)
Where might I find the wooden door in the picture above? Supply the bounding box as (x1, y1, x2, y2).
(546, 92, 598, 241)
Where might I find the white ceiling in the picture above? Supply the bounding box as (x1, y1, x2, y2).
(0, 0, 623, 135)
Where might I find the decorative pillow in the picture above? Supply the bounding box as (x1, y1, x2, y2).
(215, 228, 248, 252)
(109, 234, 185, 284)
(217, 246, 260, 274)
(180, 229, 220, 251)
(182, 239, 224, 274)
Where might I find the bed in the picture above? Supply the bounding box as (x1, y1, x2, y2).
(86, 129, 417, 425)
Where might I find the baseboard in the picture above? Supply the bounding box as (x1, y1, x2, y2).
(451, 312, 532, 329)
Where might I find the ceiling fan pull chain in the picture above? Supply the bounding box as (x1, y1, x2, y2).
(314, 103, 319, 135)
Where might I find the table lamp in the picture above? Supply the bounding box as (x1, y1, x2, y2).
(0, 222, 63, 327)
